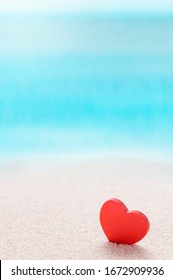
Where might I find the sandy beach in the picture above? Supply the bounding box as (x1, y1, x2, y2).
(0, 156, 173, 259)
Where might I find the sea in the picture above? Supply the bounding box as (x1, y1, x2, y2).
(0, 14, 173, 161)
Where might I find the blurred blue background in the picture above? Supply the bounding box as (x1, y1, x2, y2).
(0, 1, 173, 160)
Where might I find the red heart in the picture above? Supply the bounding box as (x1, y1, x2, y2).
(100, 198, 150, 245)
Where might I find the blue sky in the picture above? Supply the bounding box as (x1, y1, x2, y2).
(1, 0, 173, 14)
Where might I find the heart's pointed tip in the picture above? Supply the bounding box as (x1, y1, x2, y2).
(108, 240, 136, 245)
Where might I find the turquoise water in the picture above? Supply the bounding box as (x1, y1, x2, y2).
(0, 16, 173, 159)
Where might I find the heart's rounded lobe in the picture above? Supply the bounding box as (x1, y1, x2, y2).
(100, 198, 150, 245)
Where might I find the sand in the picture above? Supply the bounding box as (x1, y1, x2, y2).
(0, 156, 173, 259)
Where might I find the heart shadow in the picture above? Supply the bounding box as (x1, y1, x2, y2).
(99, 241, 154, 260)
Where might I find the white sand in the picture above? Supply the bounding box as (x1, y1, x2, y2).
(0, 156, 173, 259)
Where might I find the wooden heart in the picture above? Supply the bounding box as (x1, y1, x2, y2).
(100, 198, 150, 245)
